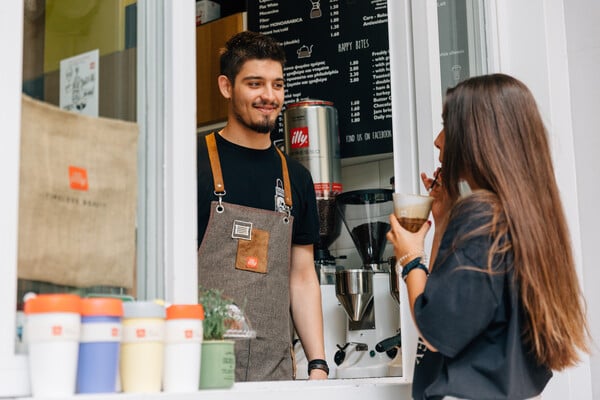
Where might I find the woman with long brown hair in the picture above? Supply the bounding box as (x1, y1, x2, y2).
(387, 73, 590, 399)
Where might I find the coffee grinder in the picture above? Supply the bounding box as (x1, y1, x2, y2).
(334, 189, 402, 378)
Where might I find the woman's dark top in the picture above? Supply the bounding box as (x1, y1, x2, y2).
(412, 196, 552, 400)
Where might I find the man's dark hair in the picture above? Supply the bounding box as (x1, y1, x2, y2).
(219, 31, 286, 84)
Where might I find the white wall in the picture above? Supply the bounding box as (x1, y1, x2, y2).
(491, 0, 598, 398)
(562, 1, 600, 399)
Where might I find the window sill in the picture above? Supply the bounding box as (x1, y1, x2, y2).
(16, 377, 411, 400)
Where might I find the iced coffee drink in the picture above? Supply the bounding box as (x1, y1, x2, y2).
(392, 193, 433, 233)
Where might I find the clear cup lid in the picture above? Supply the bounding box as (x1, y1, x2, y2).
(224, 304, 256, 339)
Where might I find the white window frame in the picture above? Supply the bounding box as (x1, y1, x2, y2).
(0, 1, 198, 395)
(0, 0, 29, 395)
(389, 0, 441, 381)
(136, 0, 198, 304)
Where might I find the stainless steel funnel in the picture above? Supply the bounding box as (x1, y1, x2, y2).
(335, 269, 374, 321)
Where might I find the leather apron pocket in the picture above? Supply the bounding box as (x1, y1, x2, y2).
(235, 228, 269, 273)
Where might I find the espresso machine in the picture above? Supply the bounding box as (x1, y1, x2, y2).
(334, 189, 402, 378)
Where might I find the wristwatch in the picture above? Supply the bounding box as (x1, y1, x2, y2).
(401, 257, 429, 281)
(308, 359, 329, 376)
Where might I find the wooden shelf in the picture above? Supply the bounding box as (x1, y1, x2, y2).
(196, 12, 245, 126)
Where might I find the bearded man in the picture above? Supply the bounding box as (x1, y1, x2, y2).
(197, 31, 328, 382)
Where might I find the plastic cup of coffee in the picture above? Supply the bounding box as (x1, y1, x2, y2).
(392, 193, 433, 233)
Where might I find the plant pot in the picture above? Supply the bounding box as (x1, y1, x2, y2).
(199, 340, 235, 389)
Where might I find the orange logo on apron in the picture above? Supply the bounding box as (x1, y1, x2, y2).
(246, 256, 259, 269)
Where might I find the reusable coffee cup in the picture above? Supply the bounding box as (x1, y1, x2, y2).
(120, 301, 166, 393)
(24, 293, 81, 397)
(76, 297, 123, 394)
(392, 193, 433, 233)
(163, 304, 205, 392)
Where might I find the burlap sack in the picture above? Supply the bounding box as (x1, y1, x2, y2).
(17, 94, 138, 288)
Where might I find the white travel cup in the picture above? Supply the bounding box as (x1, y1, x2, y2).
(163, 304, 204, 392)
(24, 293, 81, 397)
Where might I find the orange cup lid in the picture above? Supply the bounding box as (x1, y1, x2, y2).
(24, 294, 81, 314)
(166, 304, 204, 320)
(81, 297, 123, 317)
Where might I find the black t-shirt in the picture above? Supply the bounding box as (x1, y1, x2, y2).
(411, 196, 552, 400)
(197, 132, 319, 246)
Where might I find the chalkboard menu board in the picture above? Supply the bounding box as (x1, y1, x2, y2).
(247, 0, 393, 158)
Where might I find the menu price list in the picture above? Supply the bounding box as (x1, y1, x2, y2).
(248, 0, 393, 158)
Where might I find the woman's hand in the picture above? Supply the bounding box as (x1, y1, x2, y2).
(386, 214, 431, 264)
(420, 168, 452, 270)
(421, 168, 451, 225)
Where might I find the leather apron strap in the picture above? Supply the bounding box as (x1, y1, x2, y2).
(205, 132, 225, 194)
(274, 146, 293, 208)
(205, 132, 292, 209)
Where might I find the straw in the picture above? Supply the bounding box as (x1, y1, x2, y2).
(428, 170, 440, 192)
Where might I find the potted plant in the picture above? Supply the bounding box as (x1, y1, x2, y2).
(198, 287, 236, 389)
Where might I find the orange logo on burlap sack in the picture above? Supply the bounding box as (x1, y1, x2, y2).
(246, 257, 258, 269)
(69, 166, 88, 191)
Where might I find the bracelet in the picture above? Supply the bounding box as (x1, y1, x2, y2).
(401, 257, 429, 281)
(308, 358, 329, 376)
(398, 249, 425, 266)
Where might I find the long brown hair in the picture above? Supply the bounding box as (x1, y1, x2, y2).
(441, 74, 590, 370)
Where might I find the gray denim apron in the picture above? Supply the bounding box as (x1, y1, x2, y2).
(198, 133, 295, 381)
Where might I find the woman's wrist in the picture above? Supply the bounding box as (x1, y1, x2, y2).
(401, 257, 429, 281)
(307, 358, 329, 377)
(397, 249, 427, 266)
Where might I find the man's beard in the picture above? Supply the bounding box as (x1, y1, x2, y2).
(233, 101, 280, 134)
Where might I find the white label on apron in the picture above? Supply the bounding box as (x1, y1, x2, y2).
(232, 220, 253, 240)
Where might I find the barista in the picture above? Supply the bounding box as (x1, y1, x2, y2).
(197, 31, 328, 381)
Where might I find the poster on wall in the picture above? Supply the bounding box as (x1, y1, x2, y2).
(248, 0, 393, 159)
(59, 49, 99, 117)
